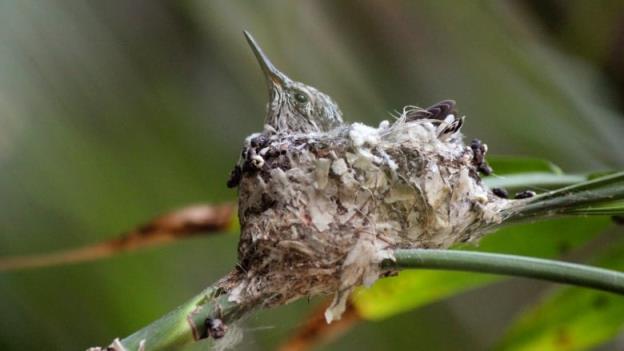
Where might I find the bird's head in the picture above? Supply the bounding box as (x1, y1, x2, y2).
(244, 31, 343, 133)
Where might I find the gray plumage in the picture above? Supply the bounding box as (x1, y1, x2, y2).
(244, 31, 343, 133)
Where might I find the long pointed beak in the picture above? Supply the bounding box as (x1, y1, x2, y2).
(244, 31, 288, 88)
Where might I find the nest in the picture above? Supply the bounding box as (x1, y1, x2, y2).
(221, 107, 508, 322)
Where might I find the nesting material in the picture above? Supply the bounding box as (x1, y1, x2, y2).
(223, 106, 508, 323)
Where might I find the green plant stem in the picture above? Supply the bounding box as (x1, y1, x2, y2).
(110, 282, 247, 351)
(503, 171, 624, 220)
(388, 249, 624, 294)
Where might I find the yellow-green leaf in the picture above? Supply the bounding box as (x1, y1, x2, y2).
(496, 242, 624, 351)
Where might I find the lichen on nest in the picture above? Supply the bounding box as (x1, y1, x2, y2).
(223, 103, 509, 323)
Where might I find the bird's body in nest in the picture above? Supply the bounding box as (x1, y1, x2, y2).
(222, 33, 508, 322)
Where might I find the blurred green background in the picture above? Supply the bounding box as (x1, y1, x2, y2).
(1, 1, 624, 350)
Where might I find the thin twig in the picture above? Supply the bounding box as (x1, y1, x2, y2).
(0, 204, 236, 272)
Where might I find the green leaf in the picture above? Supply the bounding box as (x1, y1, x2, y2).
(483, 156, 585, 191)
(487, 156, 563, 175)
(496, 241, 624, 351)
(352, 267, 495, 321)
(484, 173, 586, 192)
(353, 217, 610, 320)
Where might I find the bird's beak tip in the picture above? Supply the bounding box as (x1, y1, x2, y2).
(242, 30, 254, 47)
(244, 31, 285, 86)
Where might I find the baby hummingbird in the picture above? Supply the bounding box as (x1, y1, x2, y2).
(244, 31, 343, 133)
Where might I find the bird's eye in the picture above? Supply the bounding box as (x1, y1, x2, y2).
(294, 92, 308, 103)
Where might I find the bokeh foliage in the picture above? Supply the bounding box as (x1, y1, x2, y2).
(1, 1, 623, 350)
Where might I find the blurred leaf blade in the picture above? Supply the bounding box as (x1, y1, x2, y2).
(484, 173, 586, 190)
(484, 156, 585, 190)
(567, 199, 624, 216)
(483, 155, 588, 190)
(487, 156, 564, 175)
(495, 242, 624, 351)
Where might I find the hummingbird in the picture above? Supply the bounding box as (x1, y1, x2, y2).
(244, 31, 344, 133)
(222, 31, 509, 325)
